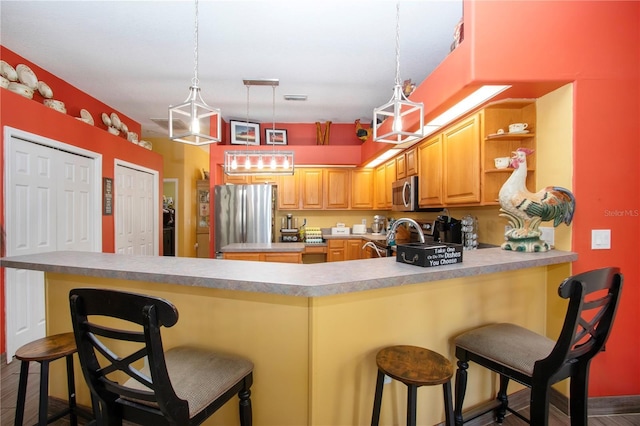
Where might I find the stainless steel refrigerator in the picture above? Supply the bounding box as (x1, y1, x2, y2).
(214, 184, 276, 256)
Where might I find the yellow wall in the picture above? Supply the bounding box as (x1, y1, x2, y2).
(46, 265, 557, 425)
(149, 137, 209, 257)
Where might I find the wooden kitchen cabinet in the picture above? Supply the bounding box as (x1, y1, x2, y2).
(223, 252, 302, 263)
(324, 169, 349, 209)
(374, 160, 396, 209)
(350, 169, 374, 209)
(327, 239, 363, 262)
(443, 113, 481, 204)
(327, 239, 346, 262)
(396, 148, 417, 180)
(417, 134, 443, 207)
(300, 168, 323, 209)
(346, 239, 363, 260)
(223, 173, 277, 185)
(277, 172, 299, 210)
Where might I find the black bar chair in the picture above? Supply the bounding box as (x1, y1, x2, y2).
(69, 288, 254, 426)
(453, 267, 623, 425)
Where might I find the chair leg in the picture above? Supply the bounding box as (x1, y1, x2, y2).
(454, 360, 468, 426)
(239, 388, 252, 426)
(569, 363, 590, 426)
(529, 380, 550, 426)
(442, 380, 455, 426)
(38, 360, 50, 426)
(371, 370, 385, 426)
(495, 374, 510, 423)
(14, 360, 30, 426)
(65, 354, 78, 426)
(406, 384, 418, 426)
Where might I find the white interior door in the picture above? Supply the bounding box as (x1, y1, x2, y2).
(115, 163, 157, 255)
(4, 129, 101, 360)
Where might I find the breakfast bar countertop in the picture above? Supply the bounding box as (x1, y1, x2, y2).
(0, 248, 577, 297)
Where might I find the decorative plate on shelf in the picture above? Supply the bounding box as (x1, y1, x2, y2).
(80, 109, 94, 125)
(16, 64, 38, 89)
(101, 113, 111, 127)
(0, 60, 18, 81)
(37, 81, 53, 98)
(110, 113, 121, 129)
(508, 130, 530, 134)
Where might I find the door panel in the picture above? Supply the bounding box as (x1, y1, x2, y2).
(115, 164, 155, 255)
(5, 135, 97, 359)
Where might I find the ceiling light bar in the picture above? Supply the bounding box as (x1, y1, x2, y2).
(224, 150, 295, 176)
(243, 78, 279, 86)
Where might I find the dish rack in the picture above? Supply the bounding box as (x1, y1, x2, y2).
(305, 227, 323, 244)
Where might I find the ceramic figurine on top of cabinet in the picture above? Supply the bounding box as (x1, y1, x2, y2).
(498, 148, 575, 252)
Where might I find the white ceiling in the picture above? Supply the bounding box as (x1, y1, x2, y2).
(1, 0, 463, 137)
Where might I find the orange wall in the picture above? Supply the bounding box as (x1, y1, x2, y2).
(400, 1, 639, 397)
(0, 47, 164, 354)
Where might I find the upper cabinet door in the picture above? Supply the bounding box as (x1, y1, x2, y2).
(418, 135, 443, 207)
(277, 173, 300, 210)
(300, 168, 323, 209)
(443, 114, 481, 204)
(350, 169, 374, 209)
(324, 169, 350, 209)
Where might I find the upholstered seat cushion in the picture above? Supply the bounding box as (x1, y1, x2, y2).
(123, 346, 253, 417)
(454, 323, 555, 376)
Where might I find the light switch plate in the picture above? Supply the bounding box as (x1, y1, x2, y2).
(540, 226, 554, 247)
(591, 229, 611, 249)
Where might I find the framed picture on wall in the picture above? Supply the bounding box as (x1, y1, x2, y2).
(265, 129, 288, 145)
(230, 120, 260, 145)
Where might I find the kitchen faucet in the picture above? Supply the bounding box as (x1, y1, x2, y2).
(386, 218, 426, 246)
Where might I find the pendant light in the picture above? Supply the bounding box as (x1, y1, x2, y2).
(373, 2, 424, 144)
(224, 79, 294, 176)
(169, 0, 222, 145)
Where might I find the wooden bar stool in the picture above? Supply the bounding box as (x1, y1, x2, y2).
(371, 345, 454, 426)
(14, 332, 89, 426)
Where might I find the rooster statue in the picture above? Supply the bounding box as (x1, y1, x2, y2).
(498, 148, 575, 252)
(354, 119, 372, 143)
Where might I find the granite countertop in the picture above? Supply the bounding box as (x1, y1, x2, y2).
(1, 249, 577, 297)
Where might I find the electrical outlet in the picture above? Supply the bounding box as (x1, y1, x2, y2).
(362, 218, 367, 225)
(539, 227, 554, 246)
(591, 229, 611, 249)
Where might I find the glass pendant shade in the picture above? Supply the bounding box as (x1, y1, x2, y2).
(169, 85, 222, 145)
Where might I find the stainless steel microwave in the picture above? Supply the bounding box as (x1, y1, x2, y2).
(391, 176, 419, 211)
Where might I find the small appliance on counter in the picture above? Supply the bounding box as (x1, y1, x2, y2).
(331, 223, 350, 235)
(280, 213, 301, 242)
(434, 214, 462, 244)
(352, 224, 367, 235)
(461, 215, 479, 250)
(372, 215, 386, 235)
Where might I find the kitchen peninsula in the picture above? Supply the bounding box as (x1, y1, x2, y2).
(1, 249, 576, 425)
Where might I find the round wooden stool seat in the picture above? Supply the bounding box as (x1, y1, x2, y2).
(15, 332, 77, 362)
(372, 345, 454, 426)
(14, 332, 91, 426)
(376, 345, 453, 386)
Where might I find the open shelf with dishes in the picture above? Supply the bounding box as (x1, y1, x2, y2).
(481, 99, 536, 205)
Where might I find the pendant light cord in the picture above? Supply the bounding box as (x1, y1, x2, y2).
(192, 0, 199, 87)
(394, 2, 401, 87)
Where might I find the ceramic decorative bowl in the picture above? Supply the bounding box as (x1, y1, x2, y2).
(0, 60, 18, 81)
(107, 126, 120, 136)
(37, 81, 53, 99)
(16, 64, 38, 89)
(0, 75, 9, 89)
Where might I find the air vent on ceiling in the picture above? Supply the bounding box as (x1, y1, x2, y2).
(151, 118, 189, 131)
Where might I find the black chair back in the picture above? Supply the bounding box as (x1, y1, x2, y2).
(69, 288, 189, 424)
(536, 267, 623, 378)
